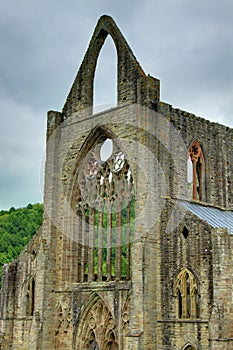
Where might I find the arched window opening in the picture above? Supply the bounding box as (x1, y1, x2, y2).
(174, 269, 198, 319)
(182, 226, 189, 239)
(93, 36, 117, 114)
(188, 141, 205, 201)
(75, 136, 135, 283)
(26, 277, 35, 317)
(76, 295, 118, 350)
(183, 345, 196, 350)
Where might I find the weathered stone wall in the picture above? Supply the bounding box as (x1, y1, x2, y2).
(0, 15, 232, 350)
(209, 228, 233, 349)
(0, 229, 45, 349)
(62, 15, 159, 118)
(160, 102, 233, 210)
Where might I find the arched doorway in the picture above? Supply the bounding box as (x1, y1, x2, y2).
(75, 294, 118, 349)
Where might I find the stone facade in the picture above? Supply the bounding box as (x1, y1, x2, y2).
(0, 15, 233, 350)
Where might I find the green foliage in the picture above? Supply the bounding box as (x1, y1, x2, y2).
(0, 203, 43, 287)
(0, 199, 134, 287)
(90, 198, 135, 278)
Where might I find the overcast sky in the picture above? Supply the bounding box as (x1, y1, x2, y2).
(0, 0, 232, 210)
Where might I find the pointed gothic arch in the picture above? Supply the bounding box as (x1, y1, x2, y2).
(62, 15, 146, 117)
(188, 140, 206, 201)
(74, 293, 118, 350)
(182, 343, 196, 350)
(174, 268, 198, 319)
(65, 126, 135, 283)
(93, 35, 117, 113)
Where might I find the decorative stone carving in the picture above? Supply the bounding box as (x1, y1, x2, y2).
(122, 297, 130, 334)
(74, 136, 135, 282)
(76, 294, 118, 349)
(55, 300, 72, 334)
(174, 269, 198, 319)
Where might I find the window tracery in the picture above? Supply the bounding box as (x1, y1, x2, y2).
(188, 141, 205, 201)
(76, 296, 118, 349)
(174, 269, 198, 319)
(75, 136, 135, 282)
(55, 301, 72, 334)
(122, 297, 130, 348)
(122, 298, 130, 334)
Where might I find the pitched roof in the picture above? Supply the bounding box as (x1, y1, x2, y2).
(179, 200, 233, 234)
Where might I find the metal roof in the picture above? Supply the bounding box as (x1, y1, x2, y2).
(179, 200, 233, 234)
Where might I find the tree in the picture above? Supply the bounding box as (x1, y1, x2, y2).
(0, 203, 43, 287)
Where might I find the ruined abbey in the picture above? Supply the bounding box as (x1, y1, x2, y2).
(0, 15, 233, 350)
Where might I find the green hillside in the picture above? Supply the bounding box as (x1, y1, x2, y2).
(0, 203, 43, 287)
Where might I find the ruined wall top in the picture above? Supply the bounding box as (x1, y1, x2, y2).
(62, 15, 160, 118)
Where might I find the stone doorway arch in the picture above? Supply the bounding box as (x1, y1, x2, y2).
(75, 293, 118, 349)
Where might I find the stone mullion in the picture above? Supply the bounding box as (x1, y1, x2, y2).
(77, 246, 82, 283)
(75, 197, 82, 282)
(98, 206, 103, 281)
(77, 206, 82, 283)
(107, 202, 112, 281)
(116, 201, 122, 281)
(83, 206, 89, 281)
(190, 278, 197, 318)
(81, 206, 89, 282)
(70, 210, 80, 283)
(182, 275, 187, 318)
(88, 208, 95, 282)
(126, 202, 131, 280)
(80, 208, 85, 283)
(201, 158, 206, 201)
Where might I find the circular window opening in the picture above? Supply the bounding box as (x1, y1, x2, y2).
(100, 139, 113, 162)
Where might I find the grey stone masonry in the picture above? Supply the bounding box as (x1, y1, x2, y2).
(0, 15, 232, 350)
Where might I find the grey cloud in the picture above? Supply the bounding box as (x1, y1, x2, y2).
(0, 0, 232, 209)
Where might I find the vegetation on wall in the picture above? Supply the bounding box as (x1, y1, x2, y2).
(0, 203, 43, 287)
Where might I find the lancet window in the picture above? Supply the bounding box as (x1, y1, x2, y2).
(174, 269, 198, 319)
(75, 137, 135, 282)
(188, 141, 205, 201)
